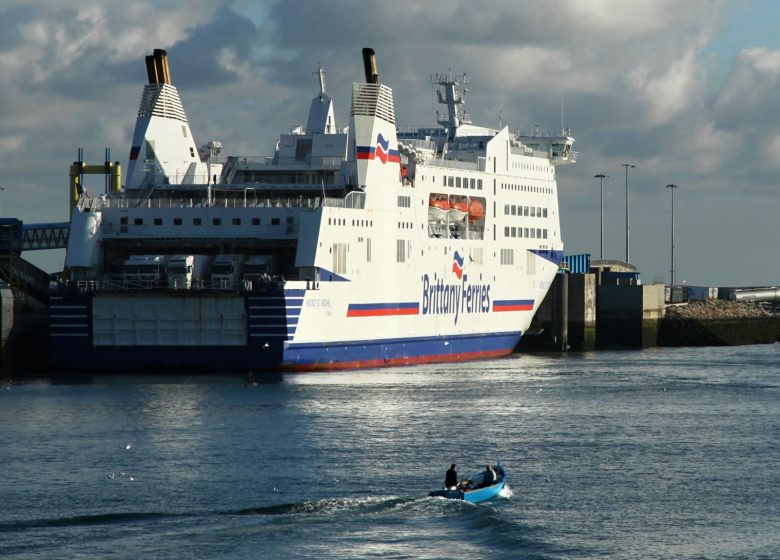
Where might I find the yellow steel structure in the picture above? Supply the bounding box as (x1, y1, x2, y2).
(69, 161, 122, 212)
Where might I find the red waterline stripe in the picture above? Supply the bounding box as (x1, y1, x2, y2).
(286, 348, 513, 372)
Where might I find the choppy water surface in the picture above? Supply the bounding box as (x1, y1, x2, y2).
(1, 345, 778, 559)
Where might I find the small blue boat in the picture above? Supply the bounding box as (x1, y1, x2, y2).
(428, 464, 506, 503)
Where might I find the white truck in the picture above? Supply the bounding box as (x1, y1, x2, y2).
(122, 255, 167, 286)
(210, 254, 245, 289)
(167, 254, 213, 289)
(242, 255, 280, 288)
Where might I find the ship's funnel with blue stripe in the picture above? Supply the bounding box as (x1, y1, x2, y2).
(349, 49, 400, 195)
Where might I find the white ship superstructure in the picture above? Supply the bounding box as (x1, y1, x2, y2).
(51, 48, 576, 372)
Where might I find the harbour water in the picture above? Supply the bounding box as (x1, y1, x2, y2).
(1, 345, 778, 559)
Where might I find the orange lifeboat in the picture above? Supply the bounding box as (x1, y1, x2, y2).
(448, 198, 468, 221)
(429, 196, 450, 211)
(468, 199, 486, 221)
(429, 196, 450, 222)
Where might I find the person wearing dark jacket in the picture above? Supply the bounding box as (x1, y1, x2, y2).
(445, 464, 458, 489)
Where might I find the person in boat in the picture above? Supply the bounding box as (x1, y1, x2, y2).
(483, 465, 496, 487)
(445, 464, 458, 489)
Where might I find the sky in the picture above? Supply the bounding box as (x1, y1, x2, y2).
(0, 0, 778, 287)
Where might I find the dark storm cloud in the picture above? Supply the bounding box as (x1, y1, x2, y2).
(0, 5, 34, 50)
(165, 6, 260, 89)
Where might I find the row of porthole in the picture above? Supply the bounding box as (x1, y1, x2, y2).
(502, 183, 553, 194)
(119, 216, 281, 227)
(504, 226, 548, 239)
(504, 205, 548, 218)
(328, 218, 374, 227)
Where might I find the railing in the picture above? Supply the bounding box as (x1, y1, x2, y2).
(62, 276, 286, 293)
(89, 194, 326, 211)
(426, 158, 483, 171)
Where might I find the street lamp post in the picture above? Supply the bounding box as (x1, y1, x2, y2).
(666, 184, 678, 286)
(621, 163, 635, 262)
(594, 173, 608, 259)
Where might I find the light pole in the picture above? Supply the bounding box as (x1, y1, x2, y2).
(621, 163, 635, 262)
(594, 173, 608, 259)
(0, 186, 5, 217)
(666, 184, 678, 286)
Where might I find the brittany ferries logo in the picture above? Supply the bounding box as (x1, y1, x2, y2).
(422, 251, 491, 325)
(356, 133, 400, 164)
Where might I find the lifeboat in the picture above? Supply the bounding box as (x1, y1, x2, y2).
(428, 196, 450, 222)
(468, 199, 486, 221)
(448, 199, 468, 222)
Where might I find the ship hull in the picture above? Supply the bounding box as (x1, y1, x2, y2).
(47, 275, 546, 374)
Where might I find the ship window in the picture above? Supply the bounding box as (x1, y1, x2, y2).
(504, 226, 509, 237)
(511, 227, 517, 237)
(213, 218, 221, 225)
(134, 218, 143, 226)
(543, 229, 548, 239)
(295, 138, 313, 162)
(272, 218, 280, 226)
(396, 239, 406, 262)
(182, 125, 188, 138)
(456, 177, 461, 188)
(478, 179, 482, 190)
(524, 207, 529, 216)
(189, 147, 195, 157)
(543, 208, 548, 218)
(519, 228, 524, 238)
(447, 176, 454, 187)
(252, 218, 260, 225)
(232, 218, 241, 226)
(531, 207, 536, 217)
(524, 227, 529, 237)
(367, 238, 372, 262)
(174, 218, 182, 226)
(511, 206, 517, 216)
(154, 218, 162, 226)
(332, 242, 347, 274)
(194, 218, 202, 226)
(500, 248, 514, 265)
(537, 228, 542, 238)
(120, 217, 128, 225)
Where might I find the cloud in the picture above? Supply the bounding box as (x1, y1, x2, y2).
(0, 0, 776, 285)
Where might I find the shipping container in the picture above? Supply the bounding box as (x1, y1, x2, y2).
(686, 286, 718, 301)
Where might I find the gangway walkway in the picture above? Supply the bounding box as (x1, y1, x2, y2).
(1, 218, 70, 303)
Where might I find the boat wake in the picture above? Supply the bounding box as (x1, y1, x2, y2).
(232, 495, 415, 517)
(0, 496, 418, 533)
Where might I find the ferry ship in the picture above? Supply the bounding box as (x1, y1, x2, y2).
(51, 48, 576, 373)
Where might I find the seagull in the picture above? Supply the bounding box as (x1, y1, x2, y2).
(126, 442, 133, 450)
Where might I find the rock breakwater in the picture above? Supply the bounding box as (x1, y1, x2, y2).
(659, 300, 779, 346)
